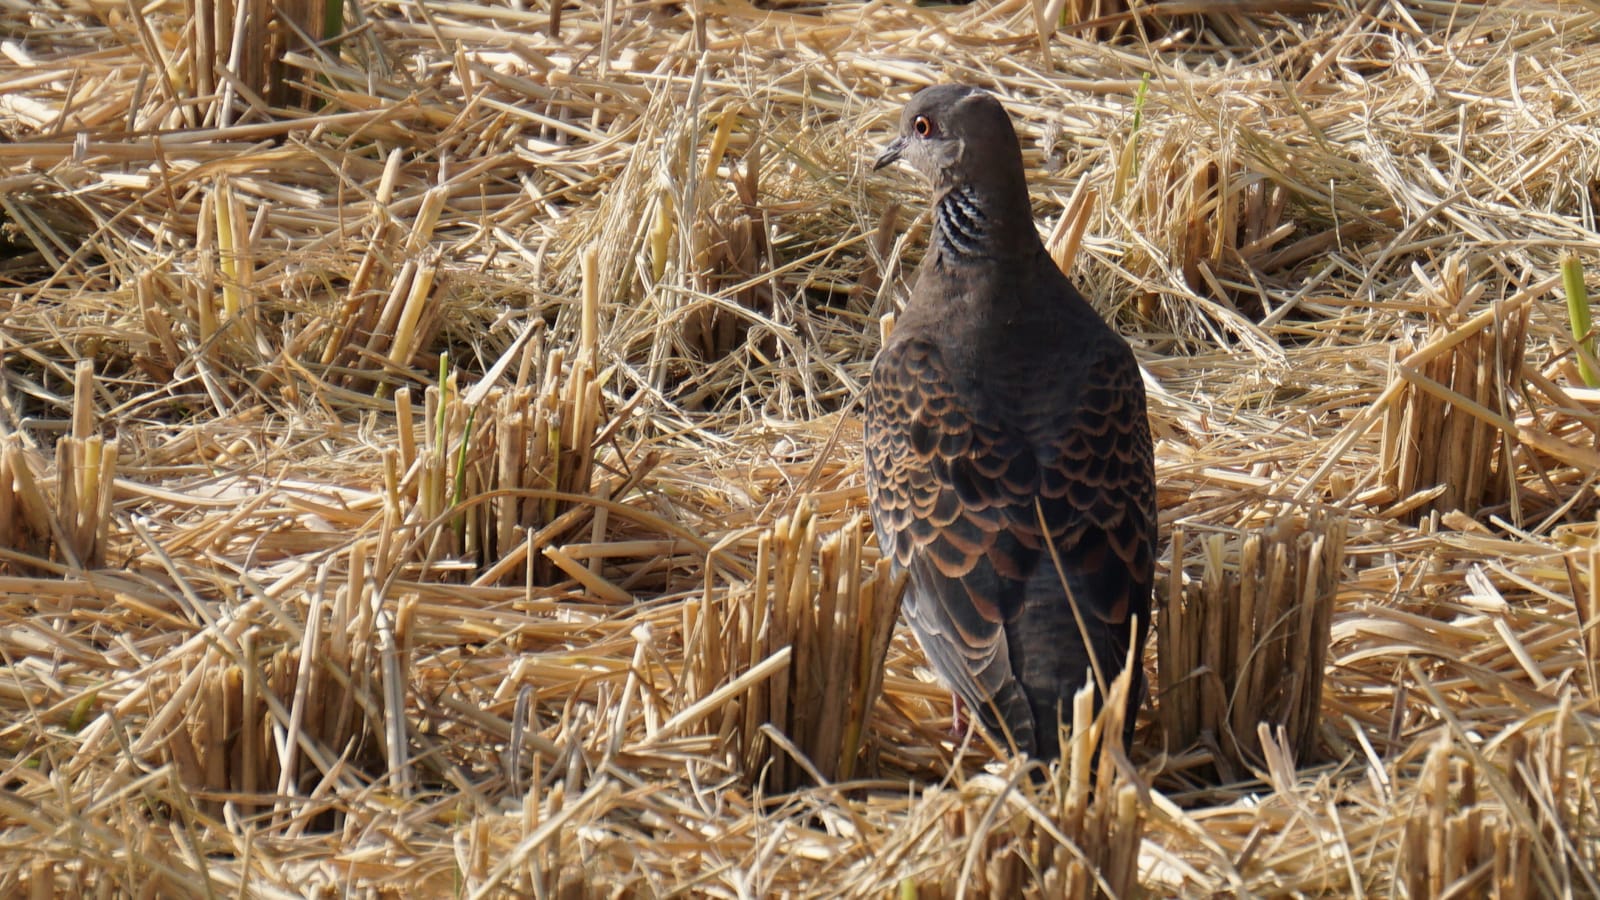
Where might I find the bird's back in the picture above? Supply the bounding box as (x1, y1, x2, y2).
(870, 247, 1154, 758)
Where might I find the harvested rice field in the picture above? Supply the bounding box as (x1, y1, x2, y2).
(3, 0, 1600, 895)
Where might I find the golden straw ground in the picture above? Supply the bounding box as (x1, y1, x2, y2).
(3, 0, 1600, 895)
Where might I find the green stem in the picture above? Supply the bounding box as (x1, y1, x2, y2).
(1562, 252, 1597, 387)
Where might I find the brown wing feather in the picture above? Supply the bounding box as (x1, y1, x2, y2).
(1015, 335, 1156, 758)
(866, 336, 1044, 753)
(866, 329, 1155, 758)
(1033, 339, 1156, 626)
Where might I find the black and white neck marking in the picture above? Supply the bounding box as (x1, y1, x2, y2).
(933, 184, 989, 261)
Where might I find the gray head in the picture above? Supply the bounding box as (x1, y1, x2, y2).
(872, 84, 1027, 196)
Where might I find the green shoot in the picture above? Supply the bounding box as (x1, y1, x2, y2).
(1562, 252, 1598, 387)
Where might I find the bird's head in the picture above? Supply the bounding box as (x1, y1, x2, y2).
(872, 84, 1025, 192)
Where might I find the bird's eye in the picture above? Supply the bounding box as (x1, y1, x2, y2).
(913, 115, 933, 137)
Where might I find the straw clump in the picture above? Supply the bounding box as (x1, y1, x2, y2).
(1375, 254, 1531, 521)
(5, 0, 1600, 896)
(1159, 504, 1347, 782)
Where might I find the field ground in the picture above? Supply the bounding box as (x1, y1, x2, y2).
(3, 0, 1600, 895)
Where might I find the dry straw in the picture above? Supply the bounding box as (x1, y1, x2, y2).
(1159, 504, 1347, 782)
(4, 0, 1600, 895)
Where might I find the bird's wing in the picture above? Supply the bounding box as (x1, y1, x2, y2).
(1031, 335, 1156, 635)
(866, 333, 1157, 753)
(865, 336, 1043, 751)
(1008, 334, 1156, 759)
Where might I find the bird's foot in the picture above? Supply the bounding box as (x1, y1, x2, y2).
(950, 693, 969, 738)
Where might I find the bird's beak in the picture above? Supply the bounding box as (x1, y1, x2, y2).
(873, 136, 907, 171)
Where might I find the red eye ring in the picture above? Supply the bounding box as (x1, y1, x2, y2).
(913, 115, 932, 137)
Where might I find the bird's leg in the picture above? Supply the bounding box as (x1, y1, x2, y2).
(950, 692, 969, 738)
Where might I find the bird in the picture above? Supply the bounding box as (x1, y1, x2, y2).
(864, 84, 1156, 761)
